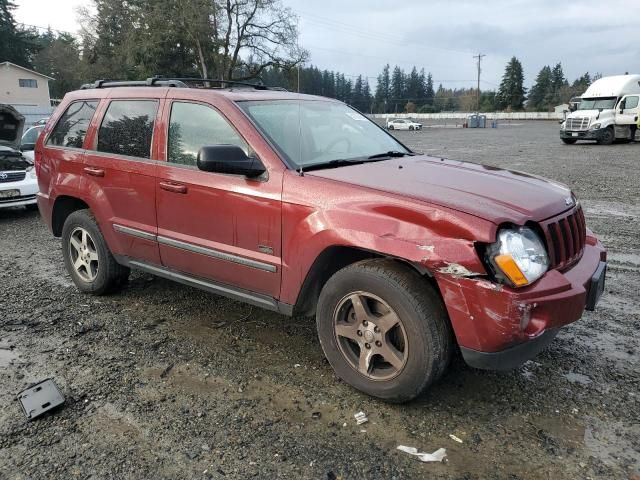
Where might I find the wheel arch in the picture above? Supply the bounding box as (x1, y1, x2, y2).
(52, 195, 90, 237)
(292, 245, 433, 317)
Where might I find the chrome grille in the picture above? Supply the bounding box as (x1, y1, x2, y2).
(541, 205, 586, 270)
(0, 171, 26, 183)
(566, 117, 590, 131)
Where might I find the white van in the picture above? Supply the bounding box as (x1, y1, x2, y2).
(560, 74, 640, 145)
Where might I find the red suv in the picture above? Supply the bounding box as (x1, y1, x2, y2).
(35, 78, 607, 402)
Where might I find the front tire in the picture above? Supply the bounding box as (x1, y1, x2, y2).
(597, 127, 615, 145)
(61, 209, 130, 295)
(388, 125, 394, 130)
(316, 259, 453, 403)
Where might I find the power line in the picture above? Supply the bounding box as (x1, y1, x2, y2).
(473, 53, 486, 112)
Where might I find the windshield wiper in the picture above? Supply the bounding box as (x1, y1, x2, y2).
(367, 150, 413, 159)
(300, 158, 369, 172)
(300, 151, 414, 173)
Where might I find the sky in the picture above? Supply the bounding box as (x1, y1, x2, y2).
(13, 0, 640, 90)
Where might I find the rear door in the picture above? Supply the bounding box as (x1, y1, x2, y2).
(83, 96, 163, 265)
(617, 95, 640, 125)
(40, 99, 99, 207)
(155, 98, 282, 298)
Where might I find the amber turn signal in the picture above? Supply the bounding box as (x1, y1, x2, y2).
(494, 254, 529, 287)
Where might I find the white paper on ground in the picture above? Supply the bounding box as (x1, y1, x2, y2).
(396, 445, 447, 463)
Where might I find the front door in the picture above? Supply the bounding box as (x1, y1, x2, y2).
(617, 95, 640, 125)
(155, 100, 282, 298)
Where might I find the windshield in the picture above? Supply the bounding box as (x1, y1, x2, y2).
(238, 100, 409, 168)
(578, 97, 617, 110)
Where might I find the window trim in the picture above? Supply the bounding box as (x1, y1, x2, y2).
(45, 99, 100, 150)
(165, 99, 256, 171)
(94, 98, 160, 160)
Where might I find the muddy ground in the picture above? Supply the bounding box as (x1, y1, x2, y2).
(1, 121, 638, 479)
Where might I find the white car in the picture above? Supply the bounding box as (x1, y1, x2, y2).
(20, 125, 45, 162)
(387, 118, 423, 131)
(0, 105, 39, 210)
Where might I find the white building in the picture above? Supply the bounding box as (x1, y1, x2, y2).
(0, 61, 55, 124)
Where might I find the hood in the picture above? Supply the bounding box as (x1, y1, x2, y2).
(0, 104, 25, 150)
(307, 155, 573, 224)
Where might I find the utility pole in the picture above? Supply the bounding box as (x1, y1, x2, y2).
(473, 53, 486, 113)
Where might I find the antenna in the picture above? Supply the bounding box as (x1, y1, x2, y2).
(473, 53, 486, 113)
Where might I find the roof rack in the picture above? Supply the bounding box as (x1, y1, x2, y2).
(80, 76, 288, 91)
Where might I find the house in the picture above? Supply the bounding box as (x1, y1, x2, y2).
(0, 61, 55, 124)
(554, 103, 569, 114)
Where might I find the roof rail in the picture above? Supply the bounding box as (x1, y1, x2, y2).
(80, 76, 288, 91)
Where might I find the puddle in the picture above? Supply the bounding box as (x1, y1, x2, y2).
(563, 372, 592, 386)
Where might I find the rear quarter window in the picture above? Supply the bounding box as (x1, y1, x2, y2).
(96, 100, 159, 159)
(47, 100, 99, 148)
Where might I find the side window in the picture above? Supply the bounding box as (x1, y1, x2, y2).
(97, 100, 158, 159)
(624, 96, 639, 110)
(168, 102, 249, 166)
(47, 100, 98, 148)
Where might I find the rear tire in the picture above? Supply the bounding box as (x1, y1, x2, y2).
(597, 127, 615, 145)
(316, 259, 453, 403)
(561, 138, 577, 144)
(61, 209, 130, 295)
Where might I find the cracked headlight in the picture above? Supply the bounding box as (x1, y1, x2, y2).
(487, 227, 549, 287)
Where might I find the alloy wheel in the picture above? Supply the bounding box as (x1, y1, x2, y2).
(333, 291, 408, 380)
(69, 227, 99, 282)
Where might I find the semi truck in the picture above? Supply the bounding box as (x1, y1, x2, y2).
(560, 74, 640, 145)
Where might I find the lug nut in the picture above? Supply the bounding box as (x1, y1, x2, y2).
(374, 326, 380, 333)
(365, 343, 371, 349)
(357, 330, 362, 336)
(363, 320, 368, 327)
(375, 340, 382, 347)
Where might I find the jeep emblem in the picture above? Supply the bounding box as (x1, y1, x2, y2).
(565, 197, 574, 206)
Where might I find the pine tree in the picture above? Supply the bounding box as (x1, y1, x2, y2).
(528, 65, 552, 111)
(497, 56, 526, 111)
(0, 0, 40, 67)
(390, 66, 405, 112)
(425, 72, 435, 106)
(375, 64, 391, 113)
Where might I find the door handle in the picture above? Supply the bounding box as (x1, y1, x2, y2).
(83, 166, 105, 177)
(159, 181, 188, 194)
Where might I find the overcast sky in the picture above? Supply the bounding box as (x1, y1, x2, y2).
(14, 0, 640, 90)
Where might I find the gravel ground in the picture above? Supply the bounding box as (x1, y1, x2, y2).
(1, 121, 638, 480)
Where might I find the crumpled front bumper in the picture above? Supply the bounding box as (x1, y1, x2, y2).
(435, 233, 606, 370)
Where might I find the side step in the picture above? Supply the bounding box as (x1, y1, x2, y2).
(123, 259, 292, 315)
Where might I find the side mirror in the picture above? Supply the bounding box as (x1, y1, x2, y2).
(20, 143, 35, 152)
(197, 145, 266, 178)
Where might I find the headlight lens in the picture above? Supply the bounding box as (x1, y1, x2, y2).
(26, 165, 37, 178)
(488, 227, 549, 287)
(560, 122, 566, 130)
(590, 123, 600, 130)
